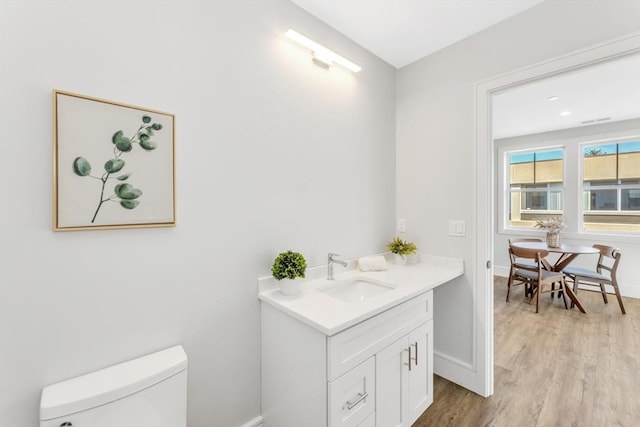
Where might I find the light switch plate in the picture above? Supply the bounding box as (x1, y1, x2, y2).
(449, 220, 466, 237)
(398, 218, 406, 233)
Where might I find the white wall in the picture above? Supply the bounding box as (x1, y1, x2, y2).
(494, 119, 640, 298)
(0, 1, 395, 426)
(396, 0, 640, 390)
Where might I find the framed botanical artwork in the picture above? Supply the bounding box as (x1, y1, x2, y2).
(53, 90, 176, 231)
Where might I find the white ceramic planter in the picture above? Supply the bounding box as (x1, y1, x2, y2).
(394, 254, 407, 265)
(278, 278, 301, 296)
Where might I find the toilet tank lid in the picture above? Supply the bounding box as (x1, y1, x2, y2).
(40, 345, 187, 421)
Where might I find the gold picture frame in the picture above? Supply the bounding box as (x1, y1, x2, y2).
(53, 90, 176, 231)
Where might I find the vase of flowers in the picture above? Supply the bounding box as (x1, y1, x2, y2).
(534, 217, 566, 248)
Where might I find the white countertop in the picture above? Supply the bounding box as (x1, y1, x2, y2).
(258, 254, 464, 336)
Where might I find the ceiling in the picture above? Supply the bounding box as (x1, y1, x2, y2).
(290, 0, 640, 138)
(492, 53, 640, 139)
(291, 0, 545, 68)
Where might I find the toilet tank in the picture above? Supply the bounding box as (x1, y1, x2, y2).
(40, 345, 187, 427)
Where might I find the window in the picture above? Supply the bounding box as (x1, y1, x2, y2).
(507, 149, 563, 228)
(582, 140, 640, 233)
(501, 138, 640, 236)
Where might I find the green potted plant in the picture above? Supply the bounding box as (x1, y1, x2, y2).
(271, 250, 307, 296)
(386, 236, 417, 265)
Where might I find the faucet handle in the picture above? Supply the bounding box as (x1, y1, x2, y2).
(328, 252, 340, 259)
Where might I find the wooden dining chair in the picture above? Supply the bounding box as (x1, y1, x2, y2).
(509, 245, 568, 313)
(505, 238, 542, 302)
(563, 245, 625, 314)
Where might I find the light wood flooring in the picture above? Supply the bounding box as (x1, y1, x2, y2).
(413, 276, 640, 427)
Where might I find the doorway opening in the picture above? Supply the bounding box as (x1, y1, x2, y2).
(474, 33, 640, 397)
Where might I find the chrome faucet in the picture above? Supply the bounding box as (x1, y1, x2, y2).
(328, 253, 347, 280)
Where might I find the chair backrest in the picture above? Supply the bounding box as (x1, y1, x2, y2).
(509, 245, 549, 274)
(594, 244, 621, 279)
(509, 245, 548, 260)
(507, 238, 543, 263)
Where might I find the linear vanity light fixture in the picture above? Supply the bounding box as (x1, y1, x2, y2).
(285, 28, 362, 73)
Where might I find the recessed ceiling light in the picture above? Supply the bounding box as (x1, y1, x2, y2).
(560, 111, 572, 116)
(547, 96, 559, 101)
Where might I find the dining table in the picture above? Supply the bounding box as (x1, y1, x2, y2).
(509, 241, 600, 313)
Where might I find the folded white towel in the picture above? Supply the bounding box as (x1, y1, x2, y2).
(358, 256, 388, 271)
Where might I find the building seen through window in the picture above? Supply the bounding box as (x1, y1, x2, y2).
(582, 140, 640, 232)
(508, 149, 563, 227)
(505, 140, 639, 234)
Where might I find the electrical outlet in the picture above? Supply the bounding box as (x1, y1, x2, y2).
(398, 218, 407, 232)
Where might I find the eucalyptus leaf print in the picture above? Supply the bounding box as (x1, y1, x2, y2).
(71, 115, 164, 223)
(72, 157, 92, 176)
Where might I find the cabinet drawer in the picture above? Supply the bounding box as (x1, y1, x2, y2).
(327, 291, 432, 380)
(328, 357, 375, 427)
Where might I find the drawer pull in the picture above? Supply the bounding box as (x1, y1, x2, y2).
(411, 341, 418, 366)
(345, 392, 369, 410)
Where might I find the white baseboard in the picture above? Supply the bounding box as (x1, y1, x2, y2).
(494, 264, 638, 299)
(240, 416, 263, 427)
(494, 266, 509, 278)
(618, 284, 640, 299)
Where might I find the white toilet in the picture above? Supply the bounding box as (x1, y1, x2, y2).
(40, 345, 187, 427)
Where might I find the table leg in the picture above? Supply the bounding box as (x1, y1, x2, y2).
(563, 283, 586, 313)
(554, 253, 579, 272)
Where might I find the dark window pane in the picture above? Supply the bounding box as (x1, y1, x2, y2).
(520, 183, 548, 190)
(622, 189, 640, 210)
(621, 179, 640, 186)
(588, 189, 617, 210)
(585, 180, 618, 187)
(524, 192, 547, 210)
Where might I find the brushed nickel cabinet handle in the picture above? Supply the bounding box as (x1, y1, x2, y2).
(345, 392, 369, 410)
(411, 341, 418, 366)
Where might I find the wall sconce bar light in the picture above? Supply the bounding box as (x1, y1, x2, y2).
(285, 28, 362, 73)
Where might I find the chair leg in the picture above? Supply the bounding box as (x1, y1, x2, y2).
(599, 283, 608, 304)
(528, 285, 538, 305)
(506, 275, 512, 302)
(535, 284, 540, 313)
(612, 281, 626, 315)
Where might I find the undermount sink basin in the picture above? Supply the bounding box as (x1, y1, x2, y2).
(318, 277, 396, 303)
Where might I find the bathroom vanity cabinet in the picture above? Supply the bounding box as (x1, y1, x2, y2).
(261, 290, 433, 427)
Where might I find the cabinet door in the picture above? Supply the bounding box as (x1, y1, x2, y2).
(357, 412, 375, 427)
(375, 336, 409, 427)
(407, 319, 433, 424)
